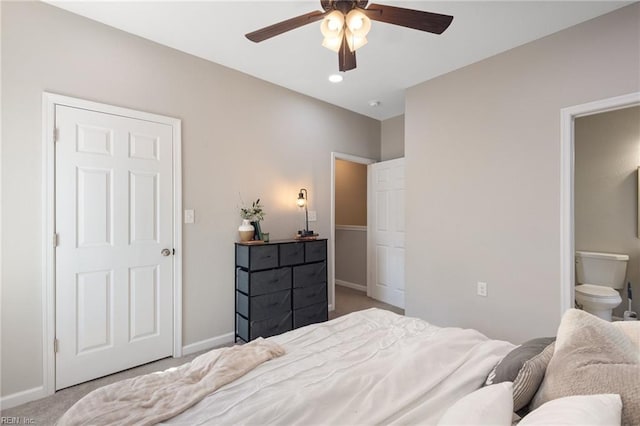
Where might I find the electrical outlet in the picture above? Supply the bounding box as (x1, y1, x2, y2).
(477, 281, 488, 297)
(308, 210, 317, 221)
(184, 209, 195, 224)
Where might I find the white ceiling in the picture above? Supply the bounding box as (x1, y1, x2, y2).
(46, 1, 630, 120)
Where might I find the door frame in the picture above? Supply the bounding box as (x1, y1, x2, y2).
(559, 91, 640, 321)
(330, 152, 376, 311)
(42, 92, 183, 396)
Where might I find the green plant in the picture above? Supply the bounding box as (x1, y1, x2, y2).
(240, 198, 265, 222)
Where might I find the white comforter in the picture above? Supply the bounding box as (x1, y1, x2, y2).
(163, 308, 514, 425)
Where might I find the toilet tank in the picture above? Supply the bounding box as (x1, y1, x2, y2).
(575, 251, 629, 289)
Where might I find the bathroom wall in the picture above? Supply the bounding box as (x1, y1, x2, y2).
(335, 160, 368, 226)
(575, 106, 640, 317)
(335, 160, 368, 290)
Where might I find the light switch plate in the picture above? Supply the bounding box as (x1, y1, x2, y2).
(308, 210, 317, 221)
(184, 209, 195, 224)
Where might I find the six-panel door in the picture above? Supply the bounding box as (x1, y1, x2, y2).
(55, 105, 174, 389)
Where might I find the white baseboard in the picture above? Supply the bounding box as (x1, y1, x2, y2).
(336, 279, 366, 293)
(1, 333, 234, 410)
(0, 386, 47, 410)
(182, 332, 235, 356)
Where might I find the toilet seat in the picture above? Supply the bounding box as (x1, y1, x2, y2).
(575, 284, 621, 301)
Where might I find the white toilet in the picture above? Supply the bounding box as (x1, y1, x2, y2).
(575, 251, 628, 321)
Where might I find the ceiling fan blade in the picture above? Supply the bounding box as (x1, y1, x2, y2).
(338, 35, 356, 72)
(246, 10, 327, 43)
(364, 3, 453, 34)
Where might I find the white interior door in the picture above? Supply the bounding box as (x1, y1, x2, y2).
(55, 105, 174, 390)
(368, 158, 405, 308)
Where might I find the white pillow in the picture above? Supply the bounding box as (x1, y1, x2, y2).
(438, 382, 513, 426)
(519, 394, 622, 425)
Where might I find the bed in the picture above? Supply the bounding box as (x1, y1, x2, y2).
(58, 307, 639, 425)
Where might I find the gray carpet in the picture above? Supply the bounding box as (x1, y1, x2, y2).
(330, 285, 404, 319)
(1, 285, 402, 425)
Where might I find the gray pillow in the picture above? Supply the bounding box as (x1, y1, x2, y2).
(512, 341, 555, 412)
(485, 337, 556, 386)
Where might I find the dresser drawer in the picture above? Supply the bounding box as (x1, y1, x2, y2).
(293, 262, 326, 288)
(236, 311, 292, 342)
(293, 302, 328, 329)
(305, 240, 326, 263)
(236, 289, 291, 321)
(280, 242, 304, 266)
(293, 283, 327, 309)
(236, 268, 291, 296)
(236, 244, 278, 271)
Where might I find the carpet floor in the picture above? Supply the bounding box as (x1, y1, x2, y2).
(1, 285, 403, 425)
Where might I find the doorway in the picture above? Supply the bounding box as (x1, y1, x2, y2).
(330, 153, 375, 313)
(43, 93, 183, 394)
(559, 92, 640, 320)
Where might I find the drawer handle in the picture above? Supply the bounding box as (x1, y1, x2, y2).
(306, 293, 318, 298)
(267, 302, 280, 307)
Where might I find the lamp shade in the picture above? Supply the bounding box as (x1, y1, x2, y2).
(322, 34, 343, 52)
(321, 11, 344, 38)
(321, 10, 345, 53)
(345, 9, 371, 37)
(345, 28, 368, 52)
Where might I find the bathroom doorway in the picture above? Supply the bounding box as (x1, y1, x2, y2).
(560, 92, 640, 320)
(574, 105, 640, 319)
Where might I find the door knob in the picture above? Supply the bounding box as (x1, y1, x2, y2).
(161, 248, 171, 257)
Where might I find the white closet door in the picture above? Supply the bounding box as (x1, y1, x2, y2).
(55, 105, 174, 389)
(368, 158, 405, 308)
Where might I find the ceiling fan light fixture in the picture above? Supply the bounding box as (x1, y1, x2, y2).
(245, 1, 454, 73)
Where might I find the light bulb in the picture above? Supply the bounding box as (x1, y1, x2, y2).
(345, 28, 368, 52)
(346, 9, 371, 37)
(321, 11, 344, 39)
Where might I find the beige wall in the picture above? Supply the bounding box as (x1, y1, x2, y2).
(575, 106, 640, 317)
(381, 115, 405, 161)
(335, 229, 367, 288)
(0, 2, 380, 398)
(335, 159, 367, 226)
(405, 4, 640, 343)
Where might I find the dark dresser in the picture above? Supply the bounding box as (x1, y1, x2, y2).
(235, 239, 328, 342)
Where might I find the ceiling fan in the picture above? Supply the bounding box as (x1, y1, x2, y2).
(245, 0, 453, 72)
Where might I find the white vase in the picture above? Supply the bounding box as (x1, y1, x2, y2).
(238, 219, 254, 241)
